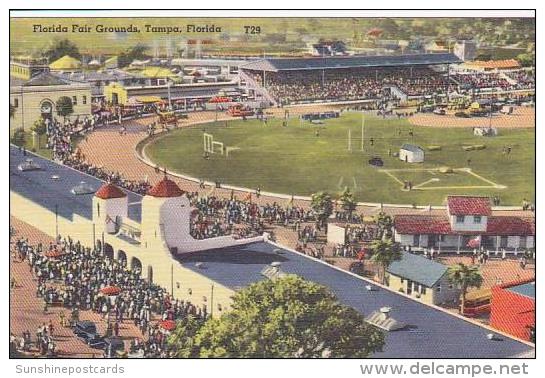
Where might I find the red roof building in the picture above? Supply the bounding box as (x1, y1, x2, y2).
(95, 183, 127, 200)
(490, 279, 535, 342)
(394, 215, 535, 237)
(393, 196, 534, 251)
(447, 196, 492, 216)
(147, 177, 184, 198)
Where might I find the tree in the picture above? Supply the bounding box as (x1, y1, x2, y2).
(338, 187, 357, 220)
(369, 238, 402, 284)
(44, 39, 81, 63)
(194, 276, 384, 358)
(56, 96, 74, 120)
(11, 128, 26, 147)
(447, 263, 483, 315)
(167, 315, 205, 358)
(374, 211, 393, 238)
(310, 191, 333, 229)
(31, 118, 47, 149)
(32, 118, 47, 136)
(117, 44, 150, 68)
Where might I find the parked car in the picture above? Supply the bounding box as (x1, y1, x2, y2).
(454, 112, 471, 118)
(73, 321, 99, 342)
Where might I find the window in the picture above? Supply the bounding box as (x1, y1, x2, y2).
(519, 236, 527, 249)
(421, 286, 427, 295)
(473, 216, 481, 223)
(456, 215, 465, 223)
(82, 96, 87, 105)
(72, 96, 77, 105)
(13, 99, 18, 108)
(438, 234, 446, 242)
(413, 234, 421, 246)
(436, 284, 441, 292)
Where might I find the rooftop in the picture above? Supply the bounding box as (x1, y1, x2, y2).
(394, 214, 534, 236)
(400, 144, 424, 153)
(240, 53, 462, 72)
(178, 242, 532, 358)
(147, 176, 184, 198)
(10, 146, 142, 223)
(386, 252, 448, 287)
(95, 183, 127, 200)
(447, 196, 492, 216)
(506, 282, 535, 300)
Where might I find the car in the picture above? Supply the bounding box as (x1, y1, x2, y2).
(433, 108, 446, 115)
(17, 158, 42, 172)
(73, 321, 98, 341)
(454, 112, 471, 118)
(71, 181, 95, 195)
(103, 337, 126, 358)
(368, 157, 384, 167)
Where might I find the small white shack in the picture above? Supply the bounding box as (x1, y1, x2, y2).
(399, 144, 424, 163)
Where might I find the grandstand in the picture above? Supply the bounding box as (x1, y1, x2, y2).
(239, 53, 535, 105)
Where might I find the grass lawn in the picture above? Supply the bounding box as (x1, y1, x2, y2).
(10, 131, 52, 160)
(144, 112, 535, 205)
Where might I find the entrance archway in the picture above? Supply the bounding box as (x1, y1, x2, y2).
(117, 250, 127, 267)
(103, 243, 114, 260)
(39, 100, 54, 122)
(131, 257, 142, 273)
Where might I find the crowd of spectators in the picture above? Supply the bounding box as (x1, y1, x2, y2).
(11, 233, 206, 358)
(45, 115, 153, 196)
(248, 67, 535, 104)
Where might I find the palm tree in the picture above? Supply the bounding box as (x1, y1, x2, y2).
(447, 263, 483, 315)
(374, 211, 393, 239)
(310, 191, 333, 230)
(338, 187, 357, 221)
(369, 238, 402, 284)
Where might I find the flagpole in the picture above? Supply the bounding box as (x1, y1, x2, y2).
(361, 112, 365, 151)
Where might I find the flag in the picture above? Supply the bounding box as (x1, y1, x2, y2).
(466, 235, 481, 248)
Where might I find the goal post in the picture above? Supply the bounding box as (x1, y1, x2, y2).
(203, 133, 214, 154)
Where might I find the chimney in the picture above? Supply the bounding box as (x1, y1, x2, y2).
(380, 306, 391, 320)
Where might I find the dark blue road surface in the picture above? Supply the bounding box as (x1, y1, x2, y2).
(10, 145, 142, 222)
(179, 242, 534, 358)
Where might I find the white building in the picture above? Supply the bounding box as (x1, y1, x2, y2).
(399, 144, 424, 163)
(394, 196, 535, 252)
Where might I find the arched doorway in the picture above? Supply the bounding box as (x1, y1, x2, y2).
(103, 243, 114, 260)
(117, 250, 127, 267)
(39, 100, 54, 122)
(131, 257, 142, 274)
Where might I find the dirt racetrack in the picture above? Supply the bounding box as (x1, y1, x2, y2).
(408, 106, 535, 128)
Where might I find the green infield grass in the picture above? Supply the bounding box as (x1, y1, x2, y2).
(144, 112, 534, 205)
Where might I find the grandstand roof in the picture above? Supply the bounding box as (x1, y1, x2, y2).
(178, 242, 533, 358)
(240, 53, 462, 72)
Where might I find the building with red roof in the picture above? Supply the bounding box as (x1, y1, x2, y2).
(394, 196, 534, 252)
(490, 279, 535, 342)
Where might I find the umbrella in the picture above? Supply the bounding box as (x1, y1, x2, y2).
(159, 320, 176, 331)
(100, 286, 122, 296)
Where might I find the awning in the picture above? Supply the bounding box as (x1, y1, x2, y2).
(135, 96, 163, 104)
